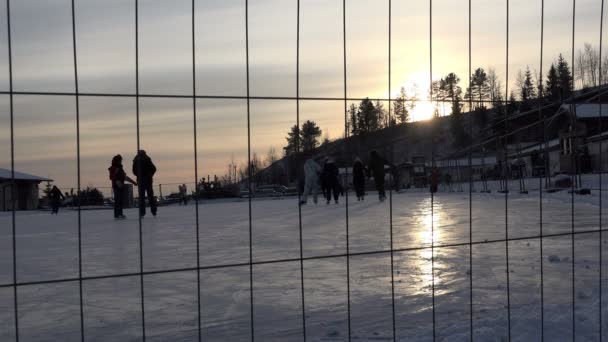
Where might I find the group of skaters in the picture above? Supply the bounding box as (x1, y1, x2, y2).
(108, 150, 158, 220)
(300, 150, 391, 206)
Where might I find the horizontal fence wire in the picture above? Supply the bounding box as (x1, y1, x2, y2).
(1, 226, 606, 290)
(2, 0, 604, 341)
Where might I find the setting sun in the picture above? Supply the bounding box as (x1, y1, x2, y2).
(395, 72, 436, 122)
(410, 100, 435, 122)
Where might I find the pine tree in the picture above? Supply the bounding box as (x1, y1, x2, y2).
(374, 100, 387, 129)
(524, 67, 536, 99)
(450, 103, 468, 147)
(357, 98, 380, 135)
(439, 73, 462, 116)
(348, 103, 358, 136)
(557, 53, 573, 98)
(468, 68, 490, 110)
(518, 66, 536, 111)
(507, 91, 517, 115)
(300, 120, 322, 153)
(545, 63, 560, 101)
(393, 87, 409, 124)
(283, 124, 300, 156)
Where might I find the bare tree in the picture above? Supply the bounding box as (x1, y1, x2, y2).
(515, 70, 525, 99)
(602, 56, 608, 85)
(487, 67, 503, 108)
(265, 146, 278, 167)
(585, 43, 599, 86)
(576, 42, 601, 88)
(576, 49, 587, 88)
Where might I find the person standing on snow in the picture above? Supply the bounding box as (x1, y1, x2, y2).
(181, 183, 188, 205)
(49, 185, 64, 215)
(322, 157, 340, 204)
(132, 150, 158, 217)
(368, 150, 389, 201)
(109, 154, 137, 220)
(353, 156, 366, 201)
(300, 156, 322, 205)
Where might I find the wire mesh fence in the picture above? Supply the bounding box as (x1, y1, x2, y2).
(1, 0, 608, 341)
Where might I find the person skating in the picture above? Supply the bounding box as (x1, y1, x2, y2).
(353, 156, 366, 201)
(322, 157, 340, 204)
(49, 185, 64, 215)
(132, 150, 158, 217)
(109, 154, 137, 220)
(430, 168, 439, 193)
(320, 157, 328, 199)
(179, 183, 188, 205)
(300, 157, 322, 205)
(368, 150, 389, 201)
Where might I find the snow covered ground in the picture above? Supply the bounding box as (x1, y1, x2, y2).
(1, 176, 607, 341)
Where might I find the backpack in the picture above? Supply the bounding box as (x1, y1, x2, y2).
(108, 166, 117, 181)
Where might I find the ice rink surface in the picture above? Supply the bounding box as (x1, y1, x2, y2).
(1, 178, 607, 341)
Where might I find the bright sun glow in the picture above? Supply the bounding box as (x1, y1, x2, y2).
(410, 100, 435, 122)
(397, 72, 435, 122)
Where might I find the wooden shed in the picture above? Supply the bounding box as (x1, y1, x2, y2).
(0, 168, 52, 211)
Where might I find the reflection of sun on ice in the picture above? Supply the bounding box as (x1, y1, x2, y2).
(418, 210, 442, 244)
(413, 210, 443, 293)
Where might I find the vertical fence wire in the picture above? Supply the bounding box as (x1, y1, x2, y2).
(467, 0, 474, 340)
(69, 0, 85, 340)
(387, 0, 397, 340)
(295, 0, 307, 340)
(503, 0, 512, 339)
(190, 0, 202, 340)
(570, 0, 576, 339)
(599, 1, 605, 339)
(244, 1, 255, 341)
(538, 0, 545, 340)
(429, 0, 436, 340)
(134, 0, 146, 340)
(342, 1, 352, 341)
(5, 0, 18, 341)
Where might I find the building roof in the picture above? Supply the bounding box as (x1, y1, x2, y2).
(561, 103, 608, 119)
(0, 168, 53, 182)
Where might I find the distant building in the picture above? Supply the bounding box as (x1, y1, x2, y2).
(0, 168, 52, 211)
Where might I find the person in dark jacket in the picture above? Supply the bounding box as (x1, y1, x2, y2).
(368, 150, 389, 201)
(109, 154, 137, 219)
(322, 157, 340, 204)
(430, 168, 439, 193)
(353, 156, 366, 201)
(132, 150, 158, 217)
(49, 185, 64, 214)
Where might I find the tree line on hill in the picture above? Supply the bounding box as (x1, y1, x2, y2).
(215, 44, 605, 187)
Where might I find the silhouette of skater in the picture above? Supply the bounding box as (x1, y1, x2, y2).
(430, 168, 439, 193)
(368, 151, 389, 201)
(179, 184, 188, 205)
(49, 185, 64, 215)
(353, 156, 366, 201)
(109, 154, 137, 219)
(445, 172, 453, 192)
(133, 150, 158, 217)
(322, 157, 340, 204)
(300, 157, 322, 205)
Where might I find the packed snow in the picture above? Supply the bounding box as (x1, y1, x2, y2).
(0, 176, 607, 341)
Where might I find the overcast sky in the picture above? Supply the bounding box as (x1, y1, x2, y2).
(0, 0, 605, 192)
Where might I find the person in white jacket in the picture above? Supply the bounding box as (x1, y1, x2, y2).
(300, 157, 322, 205)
